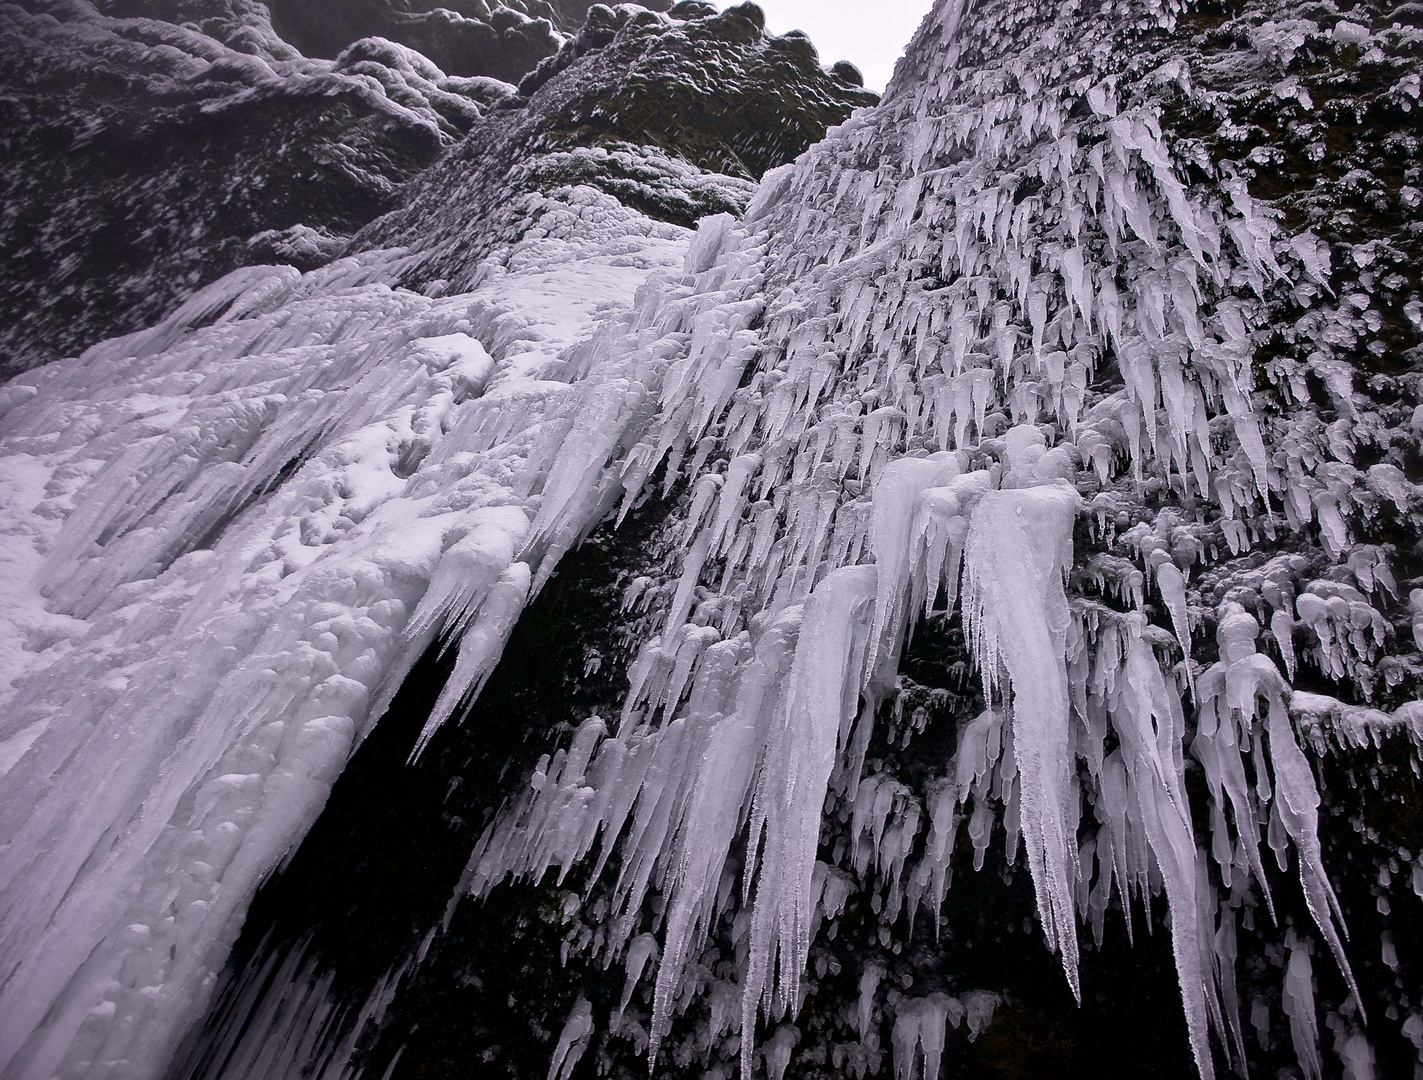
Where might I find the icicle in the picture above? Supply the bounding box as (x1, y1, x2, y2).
(961, 991, 1001, 1041)
(10, 0, 1406, 1072)
(764, 1025, 798, 1080)
(1284, 932, 1323, 1080)
(917, 995, 959, 1080)
(857, 962, 885, 1043)
(547, 998, 594, 1080)
(618, 934, 659, 1014)
(649, 621, 796, 1063)
(867, 453, 965, 680)
(1268, 688, 1362, 1011)
(1110, 622, 1216, 1080)
(963, 481, 1082, 995)
(412, 562, 532, 758)
(741, 566, 878, 1077)
(1154, 556, 1194, 688)
(1195, 605, 1361, 1014)
(891, 1000, 923, 1080)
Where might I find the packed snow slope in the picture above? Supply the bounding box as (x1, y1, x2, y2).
(1, 0, 1422, 1078)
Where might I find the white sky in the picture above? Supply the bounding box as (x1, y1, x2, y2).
(720, 0, 937, 93)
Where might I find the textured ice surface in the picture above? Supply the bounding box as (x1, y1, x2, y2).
(459, 0, 1423, 1073)
(0, 196, 688, 1080)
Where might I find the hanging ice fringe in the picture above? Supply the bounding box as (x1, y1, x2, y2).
(462, 0, 1420, 1076)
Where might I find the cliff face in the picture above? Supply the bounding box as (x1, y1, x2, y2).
(353, 2, 879, 291)
(0, 0, 872, 379)
(0, 1, 1420, 1080)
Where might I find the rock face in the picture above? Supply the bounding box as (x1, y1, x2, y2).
(0, 0, 509, 380)
(92, 0, 603, 77)
(0, 1, 1421, 1080)
(354, 1, 880, 290)
(0, 0, 873, 380)
(261, 0, 564, 82)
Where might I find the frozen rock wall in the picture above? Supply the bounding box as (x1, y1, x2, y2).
(448, 0, 1423, 1073)
(0, 0, 871, 380)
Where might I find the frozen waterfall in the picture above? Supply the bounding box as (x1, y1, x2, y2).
(1, 0, 1421, 1076)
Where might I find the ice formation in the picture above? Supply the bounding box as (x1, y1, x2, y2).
(2, 0, 1422, 1074)
(0, 191, 690, 1079)
(456, 0, 1423, 1072)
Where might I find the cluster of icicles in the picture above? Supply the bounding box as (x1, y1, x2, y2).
(471, 433, 1357, 1080)
(449, 1, 1412, 1078)
(0, 194, 691, 1080)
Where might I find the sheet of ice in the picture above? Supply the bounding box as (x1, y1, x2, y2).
(0, 194, 691, 1080)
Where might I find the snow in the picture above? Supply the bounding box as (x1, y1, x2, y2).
(0, 453, 74, 706)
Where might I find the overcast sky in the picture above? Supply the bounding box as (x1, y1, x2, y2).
(721, 0, 937, 92)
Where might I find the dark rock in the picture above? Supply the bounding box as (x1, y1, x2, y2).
(0, 0, 506, 380)
(771, 27, 820, 66)
(0, 0, 874, 379)
(669, 0, 717, 17)
(263, 0, 564, 82)
(1388, 0, 1423, 25)
(725, 1, 766, 32)
(830, 59, 866, 87)
(363, 1, 879, 293)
